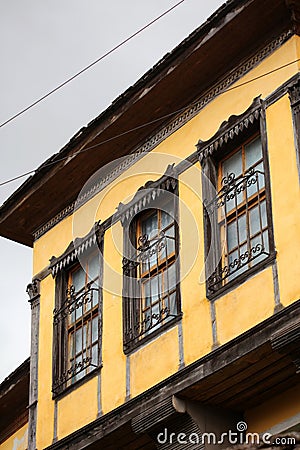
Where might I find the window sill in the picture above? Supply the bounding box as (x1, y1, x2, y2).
(52, 364, 102, 400)
(207, 252, 276, 301)
(123, 313, 182, 355)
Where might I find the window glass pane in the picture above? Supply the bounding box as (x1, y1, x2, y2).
(69, 331, 75, 358)
(72, 267, 85, 293)
(222, 150, 242, 180)
(261, 200, 267, 229)
(246, 171, 259, 199)
(164, 225, 175, 257)
(141, 245, 158, 272)
(222, 150, 243, 212)
(165, 263, 176, 292)
(76, 302, 83, 321)
(92, 316, 98, 343)
(245, 137, 262, 169)
(74, 354, 85, 382)
(141, 212, 158, 240)
(143, 274, 161, 308)
(75, 327, 83, 353)
(90, 283, 99, 308)
(168, 292, 177, 316)
(151, 303, 161, 332)
(227, 249, 238, 281)
(250, 232, 269, 264)
(91, 344, 98, 366)
(236, 243, 248, 277)
(85, 290, 92, 312)
(246, 161, 265, 198)
(249, 201, 267, 237)
(161, 210, 173, 229)
(227, 221, 238, 252)
(143, 278, 151, 307)
(142, 311, 151, 331)
(256, 161, 265, 190)
(228, 243, 248, 281)
(223, 183, 243, 212)
(263, 229, 269, 253)
(249, 205, 260, 236)
(88, 254, 99, 281)
(70, 308, 76, 324)
(83, 323, 87, 350)
(238, 213, 247, 244)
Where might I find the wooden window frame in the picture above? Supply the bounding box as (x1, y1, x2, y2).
(52, 239, 103, 398)
(198, 101, 276, 300)
(289, 78, 300, 184)
(137, 207, 177, 332)
(121, 176, 181, 354)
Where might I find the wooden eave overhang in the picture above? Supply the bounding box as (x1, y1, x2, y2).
(45, 300, 300, 450)
(0, 0, 295, 247)
(0, 358, 30, 443)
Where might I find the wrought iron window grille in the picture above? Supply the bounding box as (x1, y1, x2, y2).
(205, 167, 263, 213)
(52, 282, 99, 394)
(205, 166, 271, 295)
(123, 229, 179, 349)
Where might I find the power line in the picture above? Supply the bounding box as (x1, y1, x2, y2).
(0, 56, 299, 188)
(0, 0, 185, 129)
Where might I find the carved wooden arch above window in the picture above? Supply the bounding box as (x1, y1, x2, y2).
(116, 163, 178, 226)
(197, 96, 263, 163)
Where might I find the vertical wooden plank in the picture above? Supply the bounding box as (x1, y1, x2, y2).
(26, 279, 41, 450)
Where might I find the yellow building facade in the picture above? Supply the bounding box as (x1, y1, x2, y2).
(1, 0, 300, 448)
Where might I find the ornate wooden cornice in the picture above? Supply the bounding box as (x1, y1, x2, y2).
(49, 221, 103, 277)
(33, 31, 291, 242)
(131, 397, 175, 434)
(197, 96, 262, 162)
(116, 164, 177, 225)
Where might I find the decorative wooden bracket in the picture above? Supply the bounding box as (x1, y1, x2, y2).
(271, 319, 300, 373)
(286, 0, 300, 35)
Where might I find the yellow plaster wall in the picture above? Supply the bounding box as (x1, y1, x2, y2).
(216, 268, 274, 345)
(245, 385, 300, 433)
(31, 36, 300, 446)
(179, 166, 213, 364)
(57, 377, 98, 439)
(265, 95, 300, 306)
(36, 275, 55, 449)
(0, 424, 28, 450)
(101, 226, 127, 414)
(130, 327, 179, 398)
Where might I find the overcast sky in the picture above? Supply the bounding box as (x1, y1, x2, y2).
(0, 0, 224, 382)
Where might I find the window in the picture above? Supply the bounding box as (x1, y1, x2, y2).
(52, 234, 103, 396)
(218, 135, 269, 280)
(199, 102, 275, 298)
(66, 255, 99, 383)
(121, 175, 181, 352)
